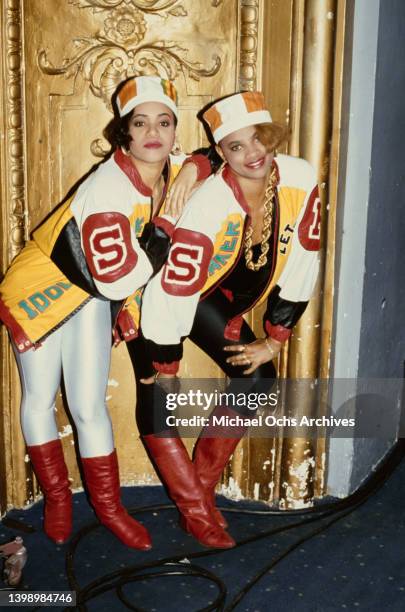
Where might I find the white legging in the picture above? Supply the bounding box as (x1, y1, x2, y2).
(13, 298, 114, 458)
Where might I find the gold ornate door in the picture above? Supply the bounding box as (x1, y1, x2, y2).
(0, 0, 346, 512)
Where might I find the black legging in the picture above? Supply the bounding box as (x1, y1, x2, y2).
(127, 288, 277, 435)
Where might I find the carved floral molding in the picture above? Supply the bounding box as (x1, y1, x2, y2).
(2, 0, 259, 244)
(38, 0, 222, 112)
(69, 0, 223, 13)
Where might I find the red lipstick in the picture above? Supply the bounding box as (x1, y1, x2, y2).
(245, 157, 266, 170)
(144, 141, 162, 149)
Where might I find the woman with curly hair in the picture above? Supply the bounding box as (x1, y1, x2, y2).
(0, 76, 211, 549)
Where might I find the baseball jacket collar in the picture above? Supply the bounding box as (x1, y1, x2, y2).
(114, 148, 152, 196)
(222, 165, 249, 214)
(114, 148, 171, 201)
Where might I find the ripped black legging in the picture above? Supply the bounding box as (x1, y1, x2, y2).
(127, 288, 277, 435)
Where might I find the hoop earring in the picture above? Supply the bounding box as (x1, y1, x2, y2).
(171, 141, 182, 155)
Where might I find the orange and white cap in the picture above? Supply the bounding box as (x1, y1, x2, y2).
(203, 92, 272, 143)
(116, 76, 178, 118)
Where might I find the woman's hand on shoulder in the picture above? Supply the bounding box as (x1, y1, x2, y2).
(224, 337, 282, 375)
(165, 163, 201, 219)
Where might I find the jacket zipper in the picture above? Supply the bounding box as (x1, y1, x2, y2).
(150, 159, 171, 221)
(34, 296, 93, 346)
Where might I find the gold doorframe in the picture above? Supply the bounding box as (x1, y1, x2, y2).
(224, 0, 349, 507)
(1, 0, 31, 511)
(0, 0, 347, 512)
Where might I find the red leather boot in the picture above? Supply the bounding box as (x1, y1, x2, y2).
(193, 406, 248, 529)
(81, 450, 152, 550)
(142, 434, 235, 549)
(27, 439, 72, 544)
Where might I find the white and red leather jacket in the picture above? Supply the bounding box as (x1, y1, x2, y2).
(141, 154, 321, 372)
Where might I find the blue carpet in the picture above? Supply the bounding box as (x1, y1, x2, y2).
(1, 455, 404, 611)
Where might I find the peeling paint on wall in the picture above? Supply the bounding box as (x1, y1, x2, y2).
(262, 459, 271, 470)
(219, 476, 244, 500)
(280, 456, 316, 509)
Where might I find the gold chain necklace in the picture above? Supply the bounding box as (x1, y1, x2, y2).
(244, 166, 277, 271)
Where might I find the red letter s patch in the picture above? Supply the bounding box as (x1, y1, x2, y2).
(162, 228, 213, 296)
(298, 187, 321, 251)
(82, 212, 138, 282)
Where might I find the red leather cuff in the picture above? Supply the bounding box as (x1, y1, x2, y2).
(183, 154, 212, 181)
(224, 315, 243, 341)
(153, 360, 180, 375)
(116, 308, 138, 342)
(152, 216, 175, 238)
(264, 321, 292, 343)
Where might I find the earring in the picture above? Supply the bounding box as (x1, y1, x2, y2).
(171, 141, 182, 156)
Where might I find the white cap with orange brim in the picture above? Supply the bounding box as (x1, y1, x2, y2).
(116, 76, 178, 119)
(203, 92, 272, 143)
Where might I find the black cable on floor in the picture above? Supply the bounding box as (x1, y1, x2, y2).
(29, 439, 405, 612)
(1, 517, 36, 534)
